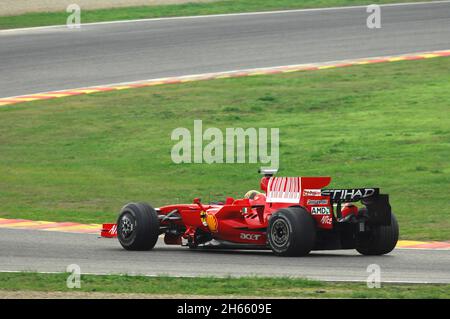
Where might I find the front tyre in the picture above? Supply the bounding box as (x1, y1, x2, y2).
(356, 213, 399, 256)
(268, 207, 316, 256)
(117, 202, 159, 251)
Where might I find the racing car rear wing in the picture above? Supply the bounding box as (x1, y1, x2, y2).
(321, 188, 379, 203)
(321, 188, 392, 225)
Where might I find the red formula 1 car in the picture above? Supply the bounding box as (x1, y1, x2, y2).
(101, 169, 399, 256)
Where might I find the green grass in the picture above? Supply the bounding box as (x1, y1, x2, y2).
(0, 272, 449, 298)
(0, 0, 436, 30)
(0, 57, 449, 240)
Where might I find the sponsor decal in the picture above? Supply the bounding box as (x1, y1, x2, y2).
(311, 207, 330, 215)
(322, 188, 378, 202)
(206, 214, 218, 232)
(321, 216, 333, 225)
(240, 233, 262, 241)
(307, 199, 329, 205)
(267, 177, 301, 203)
(303, 189, 322, 197)
(109, 224, 117, 235)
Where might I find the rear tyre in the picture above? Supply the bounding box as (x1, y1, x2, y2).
(268, 207, 316, 256)
(356, 213, 399, 255)
(117, 202, 159, 251)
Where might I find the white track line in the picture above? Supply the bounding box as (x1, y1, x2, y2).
(1, 0, 449, 33)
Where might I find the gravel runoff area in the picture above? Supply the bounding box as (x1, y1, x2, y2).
(0, 0, 219, 16)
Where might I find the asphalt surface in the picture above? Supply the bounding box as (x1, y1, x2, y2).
(1, 2, 450, 98)
(1, 228, 449, 283)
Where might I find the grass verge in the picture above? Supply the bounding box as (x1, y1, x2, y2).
(0, 0, 436, 30)
(0, 272, 449, 298)
(0, 58, 449, 240)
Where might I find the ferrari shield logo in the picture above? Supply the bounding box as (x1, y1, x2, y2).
(200, 211, 208, 226)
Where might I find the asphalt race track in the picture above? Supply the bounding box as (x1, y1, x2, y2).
(0, 228, 449, 283)
(1, 1, 450, 98)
